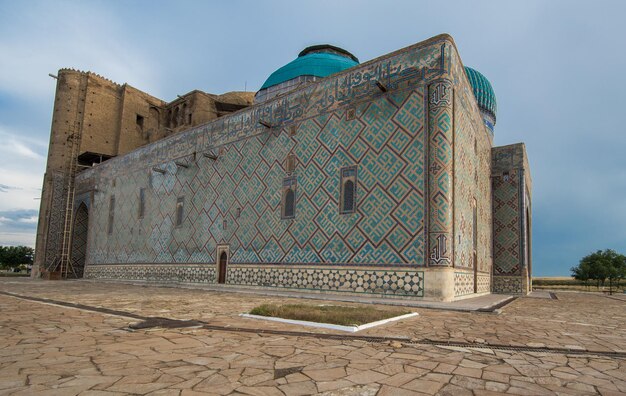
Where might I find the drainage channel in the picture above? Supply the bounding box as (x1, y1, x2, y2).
(2, 290, 625, 359)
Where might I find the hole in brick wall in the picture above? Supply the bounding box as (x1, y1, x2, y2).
(136, 114, 144, 130)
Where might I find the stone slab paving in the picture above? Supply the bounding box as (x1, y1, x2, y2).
(0, 278, 625, 395)
(84, 281, 514, 312)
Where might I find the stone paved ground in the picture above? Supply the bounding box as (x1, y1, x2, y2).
(0, 279, 625, 395)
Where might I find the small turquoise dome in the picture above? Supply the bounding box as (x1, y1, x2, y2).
(260, 45, 359, 90)
(464, 66, 497, 131)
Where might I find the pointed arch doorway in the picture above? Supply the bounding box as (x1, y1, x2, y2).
(216, 245, 229, 284)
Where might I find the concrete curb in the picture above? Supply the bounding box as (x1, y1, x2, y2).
(239, 312, 419, 333)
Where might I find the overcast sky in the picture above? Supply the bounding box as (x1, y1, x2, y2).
(0, 0, 624, 276)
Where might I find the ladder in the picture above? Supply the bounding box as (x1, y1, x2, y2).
(57, 75, 87, 279)
(58, 119, 81, 279)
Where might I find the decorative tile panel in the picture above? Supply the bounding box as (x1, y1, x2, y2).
(85, 264, 216, 283)
(493, 276, 523, 294)
(477, 274, 490, 293)
(492, 171, 521, 275)
(228, 266, 424, 297)
(454, 272, 474, 296)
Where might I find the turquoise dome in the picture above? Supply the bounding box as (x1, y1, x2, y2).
(464, 66, 497, 125)
(260, 45, 359, 90)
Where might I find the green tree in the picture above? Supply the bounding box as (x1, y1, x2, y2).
(572, 249, 626, 294)
(0, 245, 34, 270)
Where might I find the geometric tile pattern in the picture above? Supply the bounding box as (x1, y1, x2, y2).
(454, 272, 474, 296)
(492, 171, 521, 275)
(477, 274, 491, 294)
(85, 264, 216, 284)
(43, 171, 68, 273)
(492, 276, 523, 294)
(69, 203, 89, 279)
(227, 267, 424, 297)
(87, 87, 428, 270)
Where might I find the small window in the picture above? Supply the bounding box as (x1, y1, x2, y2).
(340, 166, 358, 214)
(136, 114, 144, 131)
(138, 188, 145, 219)
(187, 113, 192, 125)
(175, 197, 184, 227)
(107, 195, 115, 235)
(281, 176, 297, 219)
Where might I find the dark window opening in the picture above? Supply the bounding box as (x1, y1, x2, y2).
(284, 189, 295, 218)
(281, 176, 297, 219)
(173, 107, 179, 128)
(136, 114, 144, 131)
(175, 197, 184, 227)
(138, 188, 145, 219)
(340, 166, 358, 214)
(107, 196, 115, 235)
(343, 180, 355, 213)
(187, 113, 192, 124)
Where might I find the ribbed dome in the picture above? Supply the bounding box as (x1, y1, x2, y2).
(464, 66, 497, 127)
(260, 45, 359, 90)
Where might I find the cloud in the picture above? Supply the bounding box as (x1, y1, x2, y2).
(0, 127, 46, 214)
(0, 184, 20, 193)
(0, 138, 43, 160)
(0, 1, 163, 103)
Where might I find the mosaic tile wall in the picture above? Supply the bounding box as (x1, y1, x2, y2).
(85, 86, 428, 269)
(492, 170, 521, 276)
(491, 143, 532, 294)
(450, 49, 493, 274)
(42, 171, 67, 272)
(76, 35, 495, 298)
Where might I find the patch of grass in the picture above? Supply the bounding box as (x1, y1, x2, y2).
(249, 304, 411, 326)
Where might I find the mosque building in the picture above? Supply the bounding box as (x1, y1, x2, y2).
(33, 34, 532, 300)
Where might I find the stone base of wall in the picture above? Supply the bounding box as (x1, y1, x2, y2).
(85, 264, 216, 284)
(493, 276, 525, 294)
(85, 263, 498, 301)
(84, 263, 494, 301)
(226, 266, 424, 297)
